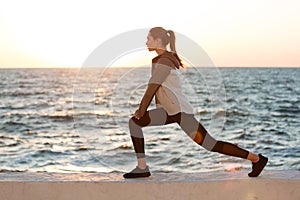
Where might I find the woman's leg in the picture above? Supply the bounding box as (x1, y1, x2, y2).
(175, 113, 257, 160)
(128, 107, 175, 169)
(124, 108, 177, 178)
(176, 113, 268, 177)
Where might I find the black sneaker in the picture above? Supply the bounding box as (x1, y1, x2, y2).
(123, 166, 151, 179)
(248, 154, 268, 177)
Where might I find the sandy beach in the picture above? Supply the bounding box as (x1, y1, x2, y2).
(0, 170, 299, 200)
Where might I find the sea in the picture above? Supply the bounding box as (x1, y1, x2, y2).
(0, 67, 299, 174)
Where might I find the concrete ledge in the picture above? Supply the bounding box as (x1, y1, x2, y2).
(0, 170, 299, 200)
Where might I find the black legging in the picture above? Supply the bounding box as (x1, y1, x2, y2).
(129, 107, 249, 159)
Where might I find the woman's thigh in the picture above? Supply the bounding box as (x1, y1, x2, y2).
(131, 107, 174, 127)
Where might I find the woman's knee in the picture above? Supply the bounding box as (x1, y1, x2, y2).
(129, 116, 135, 123)
(128, 117, 138, 129)
(201, 133, 218, 151)
(129, 113, 150, 127)
(128, 117, 143, 138)
(189, 131, 204, 144)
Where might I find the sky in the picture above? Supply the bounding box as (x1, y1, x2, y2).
(0, 0, 300, 68)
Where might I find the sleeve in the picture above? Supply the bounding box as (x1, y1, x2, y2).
(138, 58, 174, 114)
(148, 58, 173, 85)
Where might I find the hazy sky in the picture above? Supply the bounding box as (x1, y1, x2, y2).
(1, 0, 300, 68)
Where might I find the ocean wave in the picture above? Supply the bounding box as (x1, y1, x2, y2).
(274, 108, 300, 114)
(271, 112, 296, 118)
(112, 144, 132, 150)
(0, 168, 27, 173)
(74, 145, 96, 151)
(30, 149, 72, 158)
(2, 91, 48, 96)
(260, 139, 285, 146)
(46, 114, 74, 121)
(230, 133, 247, 140)
(260, 128, 290, 137)
(226, 109, 249, 117)
(3, 121, 27, 126)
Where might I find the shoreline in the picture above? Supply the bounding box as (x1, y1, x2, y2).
(0, 66, 299, 69)
(0, 170, 299, 200)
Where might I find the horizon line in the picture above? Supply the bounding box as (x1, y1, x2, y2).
(0, 66, 299, 69)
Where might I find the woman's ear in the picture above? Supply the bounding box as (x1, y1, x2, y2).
(154, 38, 163, 46)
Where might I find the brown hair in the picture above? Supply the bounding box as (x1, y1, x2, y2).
(149, 27, 183, 68)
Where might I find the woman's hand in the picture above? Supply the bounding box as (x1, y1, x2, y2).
(134, 109, 144, 120)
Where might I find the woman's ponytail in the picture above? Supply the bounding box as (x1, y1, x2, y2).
(167, 30, 184, 68)
(167, 30, 176, 53)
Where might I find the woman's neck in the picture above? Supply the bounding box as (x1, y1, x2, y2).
(155, 48, 166, 55)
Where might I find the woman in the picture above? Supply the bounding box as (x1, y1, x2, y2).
(123, 27, 268, 179)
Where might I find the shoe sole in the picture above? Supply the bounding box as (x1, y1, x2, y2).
(123, 173, 151, 179)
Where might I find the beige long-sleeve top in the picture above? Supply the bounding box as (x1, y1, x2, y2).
(138, 51, 194, 116)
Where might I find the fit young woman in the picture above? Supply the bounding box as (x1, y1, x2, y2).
(123, 27, 268, 179)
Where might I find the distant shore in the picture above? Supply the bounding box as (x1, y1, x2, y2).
(0, 66, 299, 69)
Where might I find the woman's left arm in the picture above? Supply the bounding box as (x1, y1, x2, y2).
(134, 83, 161, 119)
(134, 60, 173, 119)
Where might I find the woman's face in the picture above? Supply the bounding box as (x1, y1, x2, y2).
(146, 32, 161, 51)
